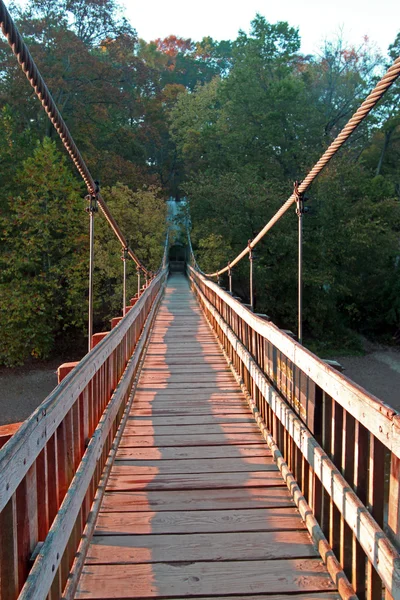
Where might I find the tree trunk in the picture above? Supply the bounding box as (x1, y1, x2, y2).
(376, 128, 393, 176)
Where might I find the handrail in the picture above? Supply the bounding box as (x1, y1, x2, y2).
(188, 264, 400, 599)
(0, 267, 168, 598)
(189, 267, 400, 455)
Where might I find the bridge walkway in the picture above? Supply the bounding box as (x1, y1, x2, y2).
(75, 273, 339, 599)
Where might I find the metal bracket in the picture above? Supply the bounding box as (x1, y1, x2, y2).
(294, 181, 304, 217)
(85, 194, 98, 214)
(248, 240, 253, 262)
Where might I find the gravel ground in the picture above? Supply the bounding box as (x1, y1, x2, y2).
(1, 347, 400, 427)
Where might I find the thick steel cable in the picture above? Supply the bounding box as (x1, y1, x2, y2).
(0, 0, 149, 275)
(204, 56, 400, 277)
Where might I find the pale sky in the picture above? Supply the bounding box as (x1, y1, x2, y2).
(123, 0, 399, 57)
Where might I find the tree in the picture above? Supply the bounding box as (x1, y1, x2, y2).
(92, 183, 167, 325)
(362, 32, 400, 192)
(65, 0, 135, 47)
(0, 138, 87, 366)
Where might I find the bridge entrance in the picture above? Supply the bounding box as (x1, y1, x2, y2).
(168, 243, 187, 272)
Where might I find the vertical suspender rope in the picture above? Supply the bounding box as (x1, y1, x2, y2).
(137, 267, 141, 298)
(122, 247, 128, 317)
(86, 194, 97, 351)
(228, 263, 232, 294)
(294, 183, 304, 345)
(248, 241, 254, 311)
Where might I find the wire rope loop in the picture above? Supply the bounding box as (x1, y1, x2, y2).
(294, 181, 305, 217)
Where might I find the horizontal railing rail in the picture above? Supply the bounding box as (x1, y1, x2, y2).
(188, 264, 400, 600)
(0, 266, 168, 600)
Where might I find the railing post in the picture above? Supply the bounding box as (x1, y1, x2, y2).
(137, 267, 141, 298)
(248, 240, 254, 311)
(122, 247, 128, 316)
(294, 182, 304, 345)
(228, 263, 232, 294)
(86, 192, 98, 352)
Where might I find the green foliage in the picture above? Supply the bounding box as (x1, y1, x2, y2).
(173, 18, 400, 349)
(304, 159, 400, 340)
(0, 138, 87, 365)
(93, 183, 167, 326)
(0, 0, 398, 364)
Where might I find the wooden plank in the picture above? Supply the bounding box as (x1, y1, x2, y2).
(132, 395, 245, 403)
(118, 433, 268, 447)
(0, 423, 22, 450)
(133, 395, 245, 404)
(143, 358, 228, 366)
(146, 342, 220, 349)
(144, 351, 224, 357)
(125, 415, 255, 426)
(106, 469, 282, 491)
(131, 406, 250, 416)
(116, 444, 271, 461)
(100, 488, 294, 512)
(85, 531, 318, 564)
(113, 456, 276, 474)
(95, 507, 305, 535)
(136, 383, 239, 391)
(121, 423, 260, 436)
(76, 559, 337, 598)
(76, 595, 340, 600)
(138, 375, 234, 384)
(140, 364, 229, 370)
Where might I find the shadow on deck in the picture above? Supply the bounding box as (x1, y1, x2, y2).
(76, 273, 339, 600)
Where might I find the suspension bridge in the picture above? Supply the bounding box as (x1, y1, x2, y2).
(1, 2, 400, 599)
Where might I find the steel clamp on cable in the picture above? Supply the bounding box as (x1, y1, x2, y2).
(294, 181, 304, 217)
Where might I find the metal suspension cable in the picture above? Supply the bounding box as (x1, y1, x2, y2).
(187, 229, 202, 273)
(203, 56, 400, 278)
(0, 0, 150, 276)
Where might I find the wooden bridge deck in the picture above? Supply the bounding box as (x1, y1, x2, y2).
(76, 274, 339, 600)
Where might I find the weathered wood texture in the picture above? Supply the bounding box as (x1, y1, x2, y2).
(76, 274, 336, 600)
(188, 265, 400, 600)
(0, 269, 167, 600)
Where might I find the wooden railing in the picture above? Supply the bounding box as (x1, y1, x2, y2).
(188, 264, 400, 600)
(0, 267, 168, 600)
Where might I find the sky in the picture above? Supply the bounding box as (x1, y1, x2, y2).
(123, 0, 399, 57)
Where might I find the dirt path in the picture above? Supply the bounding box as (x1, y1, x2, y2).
(333, 349, 400, 410)
(1, 347, 400, 427)
(0, 360, 60, 426)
